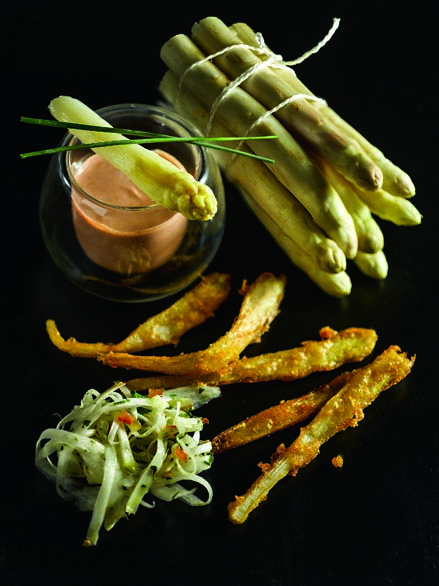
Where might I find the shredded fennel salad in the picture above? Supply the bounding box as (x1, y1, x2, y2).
(35, 382, 220, 546)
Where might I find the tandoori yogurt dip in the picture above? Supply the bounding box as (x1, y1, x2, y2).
(69, 150, 188, 275)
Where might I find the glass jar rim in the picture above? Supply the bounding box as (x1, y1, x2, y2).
(65, 103, 208, 213)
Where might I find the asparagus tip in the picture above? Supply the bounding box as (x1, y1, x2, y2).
(396, 175, 416, 198)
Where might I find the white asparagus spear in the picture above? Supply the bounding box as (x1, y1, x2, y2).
(238, 186, 352, 297)
(160, 71, 350, 275)
(353, 251, 388, 280)
(318, 159, 385, 253)
(49, 95, 217, 221)
(223, 154, 348, 275)
(191, 16, 383, 193)
(230, 20, 416, 198)
(158, 56, 358, 258)
(354, 186, 422, 226)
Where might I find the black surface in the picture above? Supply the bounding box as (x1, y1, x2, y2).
(4, 2, 439, 585)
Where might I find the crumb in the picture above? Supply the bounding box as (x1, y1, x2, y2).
(332, 454, 344, 468)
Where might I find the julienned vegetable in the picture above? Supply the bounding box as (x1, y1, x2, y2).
(35, 382, 220, 546)
(159, 17, 422, 296)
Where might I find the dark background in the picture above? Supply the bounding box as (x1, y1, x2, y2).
(4, 2, 438, 585)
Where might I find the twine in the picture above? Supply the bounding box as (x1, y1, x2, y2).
(175, 18, 340, 165)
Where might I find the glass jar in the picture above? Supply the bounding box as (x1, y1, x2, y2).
(39, 104, 225, 302)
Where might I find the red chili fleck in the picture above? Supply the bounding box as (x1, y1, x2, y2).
(117, 411, 135, 426)
(174, 445, 189, 463)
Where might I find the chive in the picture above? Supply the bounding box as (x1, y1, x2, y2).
(20, 116, 277, 164)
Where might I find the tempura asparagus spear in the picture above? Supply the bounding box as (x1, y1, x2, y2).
(228, 345, 415, 524)
(209, 326, 377, 384)
(49, 96, 217, 221)
(46, 272, 231, 358)
(118, 327, 377, 387)
(99, 273, 286, 377)
(212, 372, 352, 453)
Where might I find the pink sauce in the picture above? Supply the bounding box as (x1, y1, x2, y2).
(70, 152, 188, 275)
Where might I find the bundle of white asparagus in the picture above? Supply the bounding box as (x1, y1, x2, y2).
(159, 17, 421, 296)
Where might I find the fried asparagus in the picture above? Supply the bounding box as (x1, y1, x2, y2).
(212, 372, 352, 453)
(99, 273, 286, 377)
(124, 327, 377, 389)
(228, 346, 415, 524)
(45, 273, 231, 358)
